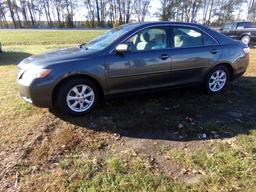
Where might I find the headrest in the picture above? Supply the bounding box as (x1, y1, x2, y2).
(140, 32, 150, 42)
(174, 35, 183, 47)
(174, 35, 183, 41)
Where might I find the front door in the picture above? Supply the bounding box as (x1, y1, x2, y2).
(106, 27, 172, 94)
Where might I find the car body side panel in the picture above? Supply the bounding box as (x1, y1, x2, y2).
(170, 45, 222, 85)
(16, 22, 250, 109)
(220, 44, 249, 78)
(105, 49, 172, 94)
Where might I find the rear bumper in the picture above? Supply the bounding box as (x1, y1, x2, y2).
(232, 53, 250, 80)
(17, 79, 53, 108)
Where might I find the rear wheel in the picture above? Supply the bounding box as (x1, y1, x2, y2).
(205, 66, 230, 94)
(55, 78, 99, 115)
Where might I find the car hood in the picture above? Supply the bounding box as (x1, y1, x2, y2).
(18, 47, 99, 70)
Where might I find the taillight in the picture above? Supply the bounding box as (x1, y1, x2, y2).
(243, 47, 250, 54)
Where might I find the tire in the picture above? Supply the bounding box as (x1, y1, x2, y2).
(241, 35, 251, 46)
(54, 78, 100, 116)
(205, 65, 230, 95)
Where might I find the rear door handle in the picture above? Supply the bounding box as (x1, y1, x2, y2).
(160, 54, 169, 60)
(210, 49, 219, 54)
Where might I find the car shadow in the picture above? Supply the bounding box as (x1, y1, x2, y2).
(52, 76, 256, 142)
(0, 51, 31, 65)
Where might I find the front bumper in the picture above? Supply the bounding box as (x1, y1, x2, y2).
(17, 78, 54, 108)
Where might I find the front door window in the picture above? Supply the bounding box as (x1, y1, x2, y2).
(125, 28, 168, 51)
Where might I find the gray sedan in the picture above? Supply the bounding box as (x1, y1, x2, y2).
(17, 22, 250, 115)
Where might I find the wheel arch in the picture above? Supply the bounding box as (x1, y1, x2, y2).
(52, 74, 104, 106)
(208, 63, 234, 81)
(240, 33, 251, 39)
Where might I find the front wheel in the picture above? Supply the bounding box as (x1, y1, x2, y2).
(55, 78, 99, 115)
(205, 66, 230, 94)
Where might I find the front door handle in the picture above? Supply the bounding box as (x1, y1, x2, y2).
(210, 49, 219, 54)
(160, 54, 169, 60)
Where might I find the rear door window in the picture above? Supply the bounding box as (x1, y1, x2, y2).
(172, 26, 218, 48)
(172, 27, 203, 48)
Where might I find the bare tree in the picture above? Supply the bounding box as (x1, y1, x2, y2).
(182, 0, 202, 22)
(0, 0, 9, 27)
(133, 0, 151, 22)
(52, 0, 64, 27)
(41, 0, 53, 27)
(6, 0, 21, 28)
(160, 0, 185, 21)
(247, 0, 256, 21)
(1, 0, 254, 29)
(84, 0, 95, 27)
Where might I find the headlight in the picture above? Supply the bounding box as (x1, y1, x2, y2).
(21, 68, 51, 82)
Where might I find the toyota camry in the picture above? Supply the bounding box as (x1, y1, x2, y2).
(17, 22, 250, 115)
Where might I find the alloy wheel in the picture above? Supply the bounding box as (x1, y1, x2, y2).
(208, 70, 227, 92)
(66, 84, 95, 112)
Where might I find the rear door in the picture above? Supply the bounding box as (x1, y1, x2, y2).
(170, 25, 221, 85)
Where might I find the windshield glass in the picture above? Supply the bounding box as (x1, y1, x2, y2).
(84, 24, 137, 50)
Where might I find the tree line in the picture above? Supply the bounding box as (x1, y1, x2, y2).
(160, 0, 256, 26)
(0, 0, 255, 28)
(0, 0, 151, 28)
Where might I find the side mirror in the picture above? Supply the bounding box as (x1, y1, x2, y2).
(116, 44, 129, 53)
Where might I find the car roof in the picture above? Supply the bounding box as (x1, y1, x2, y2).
(126, 21, 205, 28)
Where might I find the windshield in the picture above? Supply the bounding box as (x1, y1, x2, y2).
(84, 24, 138, 50)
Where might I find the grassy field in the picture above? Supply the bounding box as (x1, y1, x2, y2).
(0, 29, 105, 46)
(0, 30, 256, 192)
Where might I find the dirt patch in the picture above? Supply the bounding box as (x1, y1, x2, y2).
(116, 137, 205, 183)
